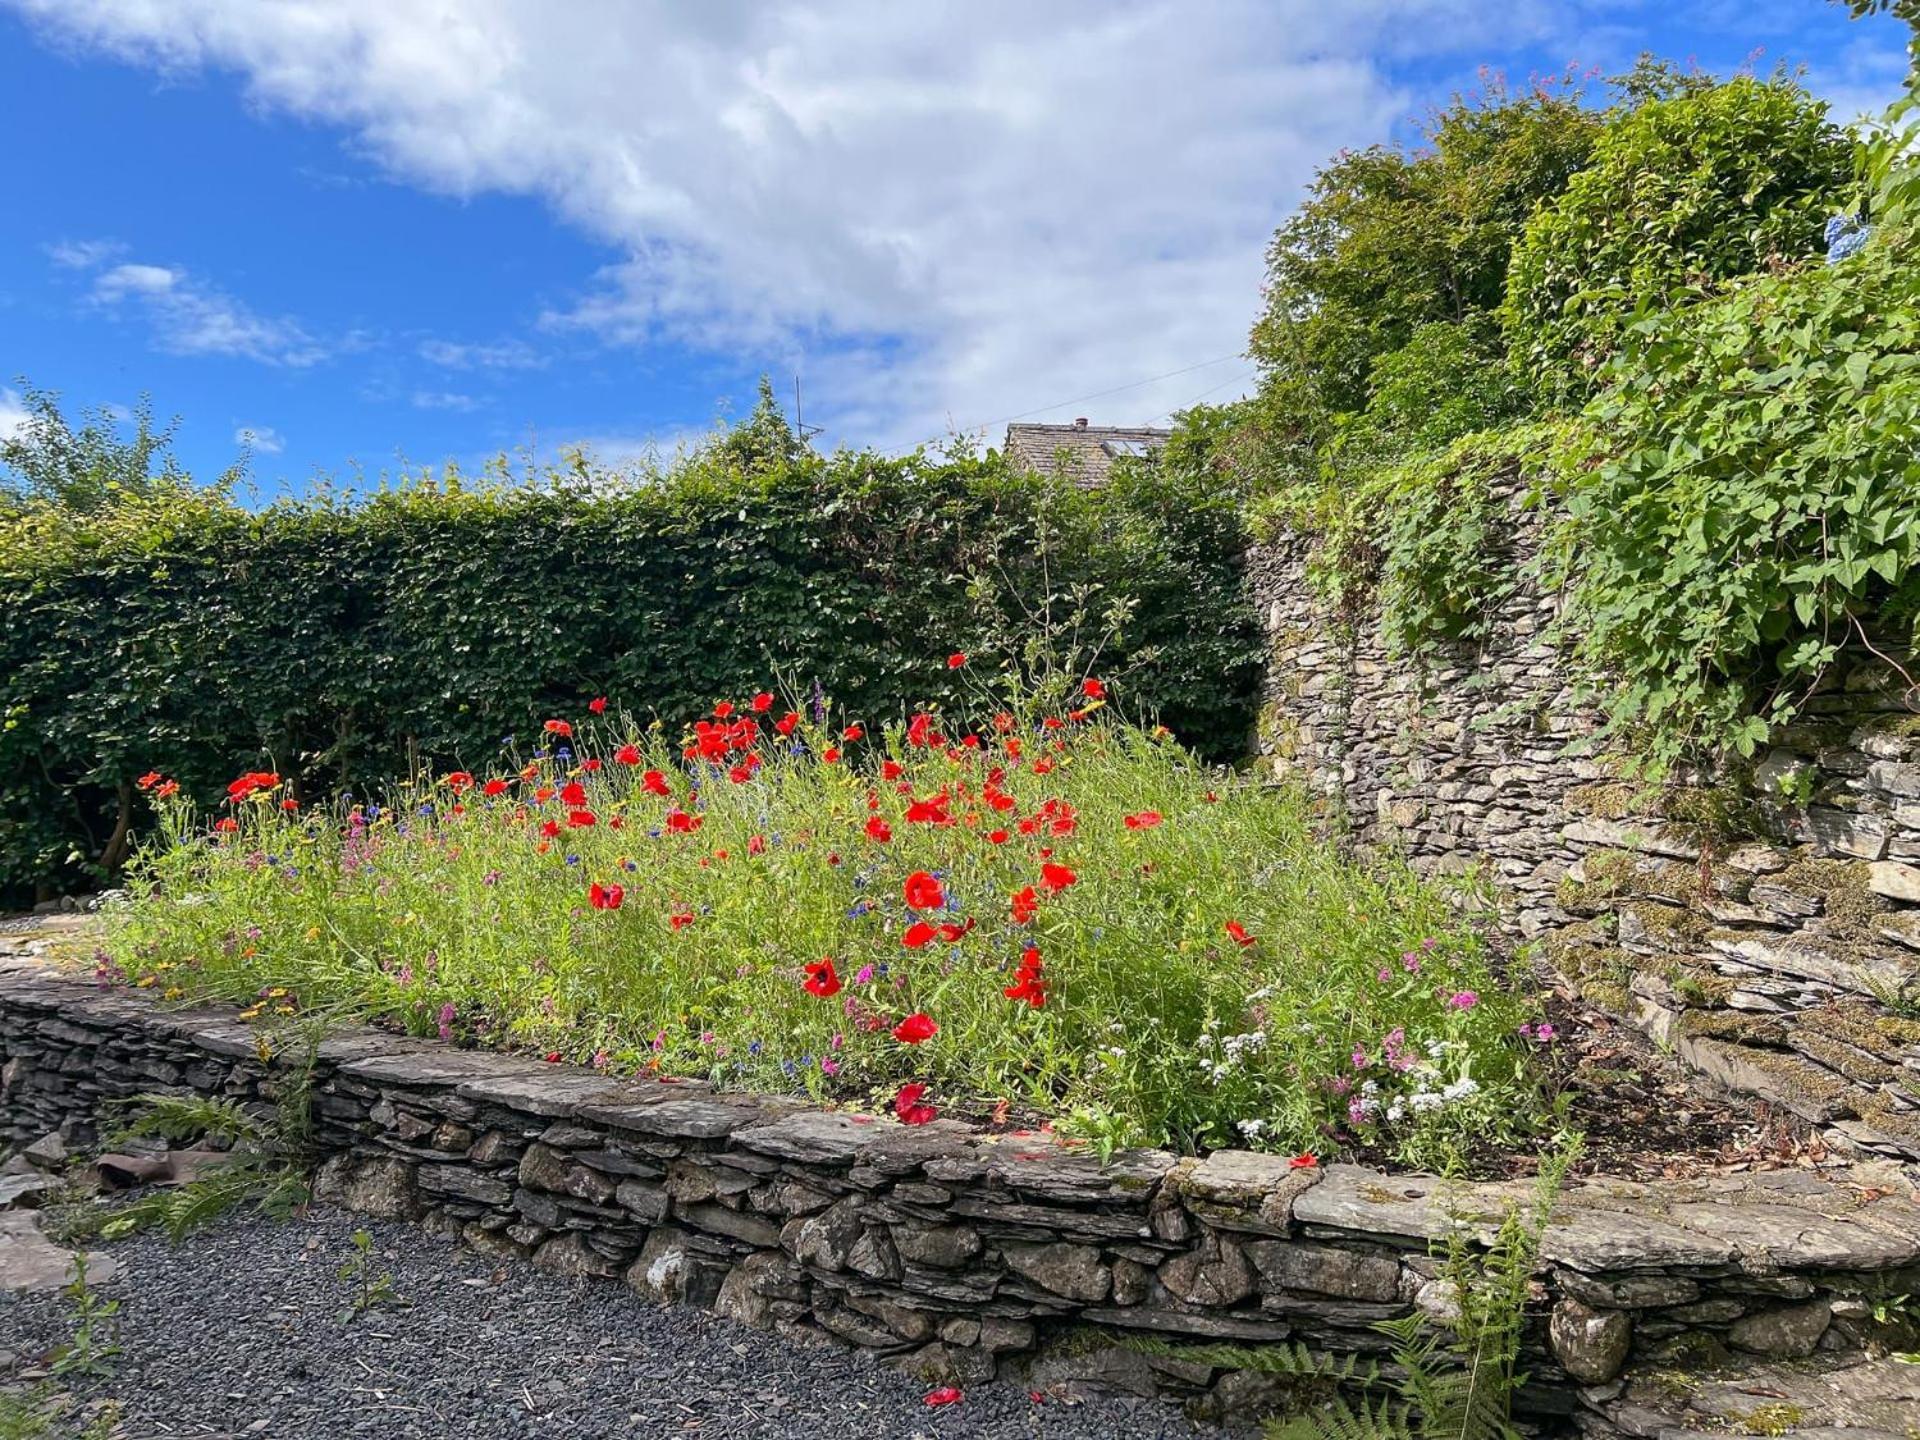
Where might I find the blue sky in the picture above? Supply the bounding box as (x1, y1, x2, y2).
(0, 1, 1908, 496)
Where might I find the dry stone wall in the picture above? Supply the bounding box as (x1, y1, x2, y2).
(4, 950, 1920, 1435)
(1251, 492, 1920, 1165)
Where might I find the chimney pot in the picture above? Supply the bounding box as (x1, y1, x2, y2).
(1073, 417, 1088, 429)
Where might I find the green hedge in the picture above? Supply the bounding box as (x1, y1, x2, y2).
(0, 452, 1261, 903)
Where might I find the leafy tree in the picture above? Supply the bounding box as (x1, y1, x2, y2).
(0, 385, 243, 514)
(1249, 78, 1601, 443)
(1502, 77, 1854, 399)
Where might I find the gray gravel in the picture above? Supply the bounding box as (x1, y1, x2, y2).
(0, 1209, 1205, 1439)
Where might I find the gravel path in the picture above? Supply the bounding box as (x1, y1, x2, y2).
(0, 1209, 1205, 1440)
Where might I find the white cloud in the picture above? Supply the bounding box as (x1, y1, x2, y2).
(234, 424, 284, 453)
(412, 389, 481, 411)
(0, 387, 30, 443)
(45, 237, 127, 269)
(418, 338, 546, 370)
(7, 0, 1744, 447)
(84, 258, 327, 366)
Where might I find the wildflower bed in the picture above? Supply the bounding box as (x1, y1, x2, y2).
(106, 673, 1547, 1166)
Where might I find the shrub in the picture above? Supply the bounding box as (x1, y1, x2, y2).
(108, 688, 1545, 1165)
(0, 445, 1261, 904)
(1503, 76, 1854, 398)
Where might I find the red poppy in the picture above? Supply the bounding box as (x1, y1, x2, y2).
(482, 778, 509, 797)
(841, 723, 865, 742)
(665, 810, 702, 833)
(936, 918, 975, 943)
(1289, 1152, 1319, 1170)
(535, 786, 557, 804)
(669, 909, 694, 931)
(903, 871, 946, 911)
(280, 797, 300, 812)
(892, 1013, 938, 1044)
(226, 771, 280, 801)
(821, 746, 841, 764)
(1225, 920, 1256, 947)
(559, 781, 588, 807)
(986, 828, 1010, 845)
(894, 1082, 938, 1126)
(581, 757, 602, 772)
(588, 696, 608, 715)
(1124, 811, 1162, 829)
(544, 719, 573, 738)
(1004, 944, 1046, 1008)
(567, 809, 597, 828)
(1038, 862, 1077, 894)
(614, 744, 642, 766)
(750, 691, 774, 713)
(713, 700, 734, 719)
(865, 816, 892, 843)
(544, 1052, 563, 1064)
(540, 819, 561, 838)
(589, 882, 624, 911)
(155, 780, 179, 799)
(881, 759, 904, 781)
(1011, 886, 1038, 924)
(947, 653, 967, 669)
(642, 769, 671, 797)
(1082, 677, 1106, 699)
(901, 921, 938, 949)
(214, 817, 239, 833)
(136, 770, 162, 791)
(924, 1387, 962, 1407)
(803, 956, 842, 997)
(775, 711, 801, 736)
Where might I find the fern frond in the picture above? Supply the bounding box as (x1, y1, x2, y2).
(1265, 1392, 1418, 1440)
(103, 1092, 263, 1148)
(1127, 1337, 1380, 1388)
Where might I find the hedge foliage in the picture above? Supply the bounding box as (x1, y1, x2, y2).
(0, 446, 1261, 903)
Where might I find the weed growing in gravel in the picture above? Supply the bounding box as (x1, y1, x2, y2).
(109, 671, 1550, 1163)
(336, 1229, 402, 1323)
(49, 1254, 120, 1381)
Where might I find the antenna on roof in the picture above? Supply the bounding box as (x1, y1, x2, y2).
(794, 376, 824, 446)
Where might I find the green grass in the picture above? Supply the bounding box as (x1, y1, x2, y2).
(108, 683, 1546, 1164)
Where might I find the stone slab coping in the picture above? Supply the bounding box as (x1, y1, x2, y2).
(6, 951, 1919, 1283)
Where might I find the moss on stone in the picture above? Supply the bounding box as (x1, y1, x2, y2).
(1624, 900, 1712, 948)
(1855, 1091, 1920, 1147)
(1789, 1029, 1907, 1088)
(1660, 781, 1767, 849)
(1796, 1002, 1918, 1065)
(1730, 1402, 1805, 1436)
(1778, 856, 1886, 932)
(1665, 964, 1738, 1008)
(1566, 781, 1641, 820)
(1715, 1043, 1857, 1114)
(1677, 1009, 1787, 1046)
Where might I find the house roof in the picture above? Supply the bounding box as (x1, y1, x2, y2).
(1002, 420, 1172, 489)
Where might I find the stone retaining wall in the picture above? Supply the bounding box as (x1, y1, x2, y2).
(1251, 490, 1920, 1165)
(5, 952, 1920, 1435)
